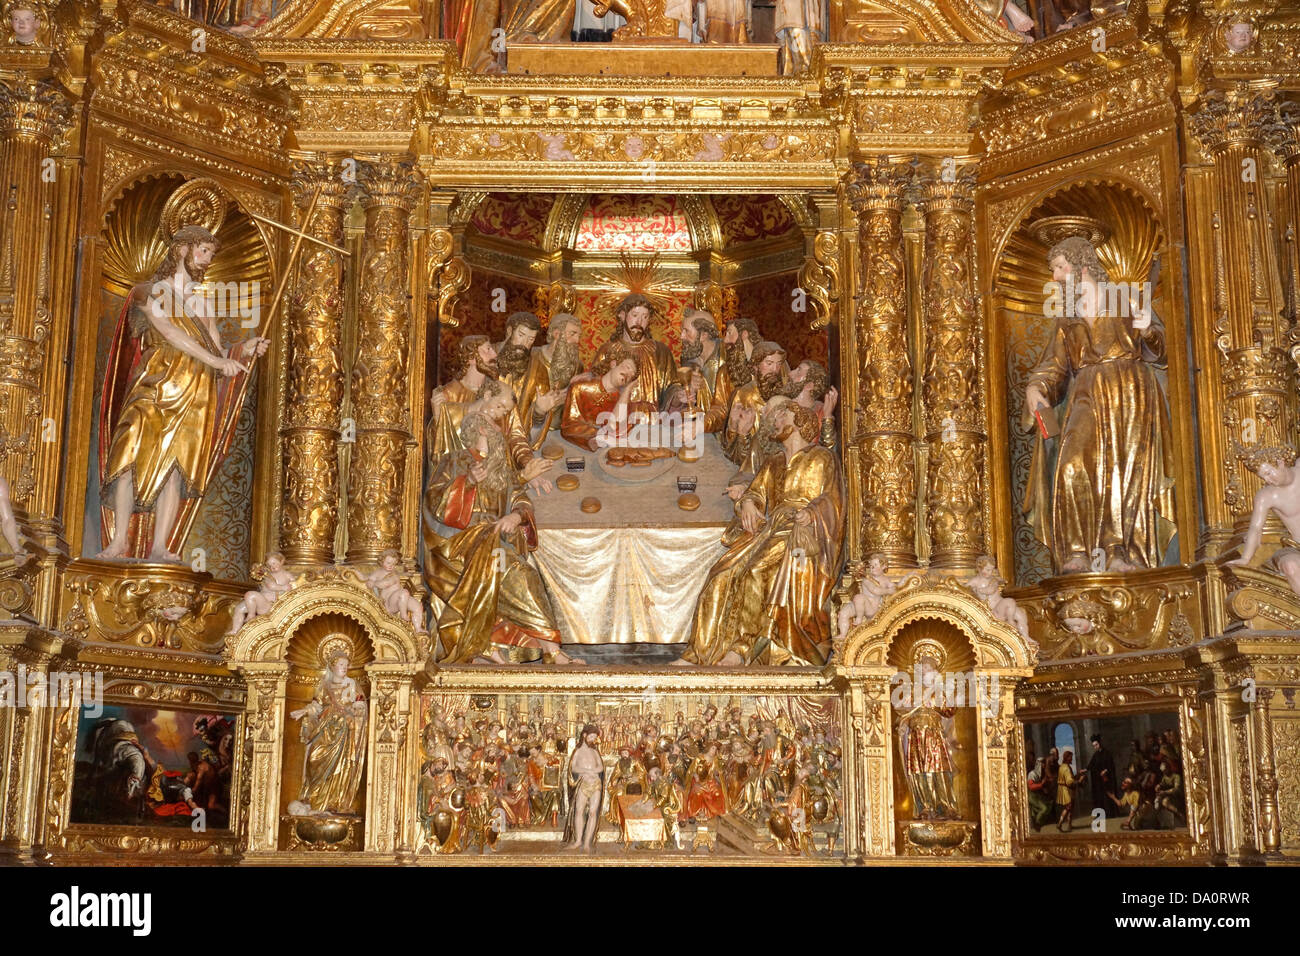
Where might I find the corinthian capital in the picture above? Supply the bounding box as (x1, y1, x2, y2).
(1189, 82, 1278, 153)
(0, 76, 71, 144)
(846, 157, 910, 213)
(289, 156, 354, 211)
(357, 159, 419, 211)
(1265, 100, 1300, 164)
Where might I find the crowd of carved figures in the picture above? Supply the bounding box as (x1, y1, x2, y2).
(416, 697, 842, 854)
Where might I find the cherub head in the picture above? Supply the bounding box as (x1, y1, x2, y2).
(380, 549, 400, 571)
(1225, 21, 1254, 53)
(264, 551, 285, 572)
(8, 2, 41, 44)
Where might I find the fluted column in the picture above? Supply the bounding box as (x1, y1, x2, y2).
(849, 159, 916, 567)
(346, 161, 416, 562)
(918, 168, 984, 571)
(1270, 102, 1300, 380)
(0, 78, 70, 507)
(1189, 83, 1292, 542)
(279, 160, 349, 564)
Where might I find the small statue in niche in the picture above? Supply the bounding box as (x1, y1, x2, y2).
(895, 643, 960, 821)
(365, 550, 427, 633)
(227, 551, 294, 634)
(836, 553, 897, 641)
(967, 555, 1031, 640)
(288, 638, 368, 817)
(1229, 452, 1300, 596)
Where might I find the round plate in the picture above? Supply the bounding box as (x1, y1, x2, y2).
(541, 444, 566, 460)
(580, 496, 602, 513)
(595, 446, 677, 484)
(556, 474, 579, 491)
(677, 493, 701, 512)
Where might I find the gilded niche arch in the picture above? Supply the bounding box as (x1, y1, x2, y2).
(224, 577, 427, 668)
(839, 576, 1036, 670)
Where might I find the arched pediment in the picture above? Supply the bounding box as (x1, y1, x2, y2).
(223, 576, 427, 668)
(838, 576, 1037, 671)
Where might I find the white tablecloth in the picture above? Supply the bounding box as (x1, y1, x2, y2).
(530, 434, 734, 644)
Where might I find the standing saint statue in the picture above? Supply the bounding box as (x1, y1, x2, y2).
(895, 645, 959, 821)
(288, 639, 368, 817)
(774, 0, 826, 74)
(97, 224, 269, 562)
(1022, 235, 1175, 575)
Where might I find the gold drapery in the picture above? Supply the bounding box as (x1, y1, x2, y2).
(1022, 311, 1175, 571)
(297, 679, 367, 814)
(685, 444, 844, 666)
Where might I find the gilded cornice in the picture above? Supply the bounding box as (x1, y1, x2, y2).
(88, 5, 293, 169)
(976, 16, 1177, 176)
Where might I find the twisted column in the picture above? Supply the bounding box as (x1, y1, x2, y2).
(346, 161, 417, 562)
(849, 159, 915, 567)
(279, 160, 349, 563)
(918, 168, 984, 570)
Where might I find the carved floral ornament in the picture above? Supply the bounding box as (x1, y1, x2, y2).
(222, 576, 426, 669)
(837, 575, 1036, 671)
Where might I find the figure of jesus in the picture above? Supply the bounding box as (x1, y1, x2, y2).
(563, 724, 605, 853)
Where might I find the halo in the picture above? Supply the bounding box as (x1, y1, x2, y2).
(1028, 215, 1110, 249)
(317, 633, 355, 669)
(160, 179, 228, 242)
(909, 638, 948, 672)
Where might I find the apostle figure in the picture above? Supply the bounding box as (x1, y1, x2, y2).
(724, 340, 788, 466)
(428, 335, 552, 486)
(560, 342, 657, 451)
(1230, 454, 1300, 596)
(786, 358, 838, 449)
(98, 225, 269, 562)
(422, 380, 578, 664)
(1022, 236, 1175, 575)
(591, 294, 676, 408)
(774, 0, 826, 74)
(516, 312, 582, 440)
(494, 311, 543, 404)
(563, 724, 605, 852)
(678, 403, 844, 666)
(288, 644, 368, 816)
(702, 0, 750, 42)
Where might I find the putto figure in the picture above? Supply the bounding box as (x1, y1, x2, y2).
(227, 551, 294, 634)
(1022, 235, 1175, 575)
(97, 224, 269, 562)
(967, 555, 1030, 640)
(365, 549, 427, 634)
(836, 553, 896, 640)
(1230, 453, 1300, 596)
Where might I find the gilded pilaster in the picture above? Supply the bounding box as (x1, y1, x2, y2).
(279, 160, 349, 564)
(346, 161, 417, 562)
(917, 169, 984, 571)
(1269, 102, 1300, 376)
(1254, 686, 1282, 857)
(0, 78, 70, 511)
(1189, 83, 1293, 542)
(849, 159, 916, 567)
